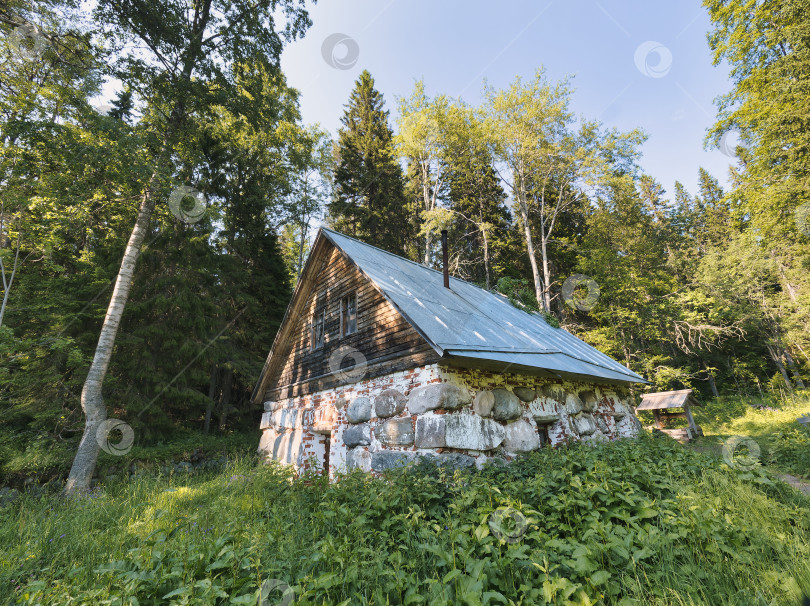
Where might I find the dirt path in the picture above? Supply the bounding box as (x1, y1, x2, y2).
(778, 474, 810, 495)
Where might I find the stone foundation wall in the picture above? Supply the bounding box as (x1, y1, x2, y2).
(258, 363, 642, 479)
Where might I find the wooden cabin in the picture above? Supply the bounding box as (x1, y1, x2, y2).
(252, 228, 648, 478)
(637, 389, 703, 442)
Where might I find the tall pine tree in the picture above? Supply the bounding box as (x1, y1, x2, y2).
(330, 70, 408, 254)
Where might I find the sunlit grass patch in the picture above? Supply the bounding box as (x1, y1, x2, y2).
(691, 393, 810, 479)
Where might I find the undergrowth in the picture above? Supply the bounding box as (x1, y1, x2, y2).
(1, 435, 808, 605)
(691, 394, 810, 479)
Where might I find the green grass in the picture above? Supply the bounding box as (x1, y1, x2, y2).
(1, 435, 809, 605)
(0, 427, 258, 486)
(689, 393, 810, 480)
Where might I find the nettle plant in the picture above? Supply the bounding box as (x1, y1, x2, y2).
(6, 437, 810, 605)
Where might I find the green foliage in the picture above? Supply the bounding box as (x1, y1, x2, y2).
(768, 424, 810, 478)
(2, 437, 809, 604)
(704, 0, 810, 240)
(496, 276, 540, 311)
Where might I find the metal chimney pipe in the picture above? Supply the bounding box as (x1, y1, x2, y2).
(441, 229, 449, 288)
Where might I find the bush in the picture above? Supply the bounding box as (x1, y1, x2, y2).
(768, 424, 810, 478)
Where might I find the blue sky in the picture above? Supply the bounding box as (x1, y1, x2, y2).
(280, 0, 736, 198)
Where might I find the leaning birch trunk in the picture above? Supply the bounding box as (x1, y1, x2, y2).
(539, 228, 552, 313)
(0, 234, 21, 327)
(481, 224, 490, 290)
(64, 176, 158, 494)
(517, 194, 544, 311)
(422, 165, 432, 266)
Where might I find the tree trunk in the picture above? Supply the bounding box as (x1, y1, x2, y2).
(421, 161, 433, 266)
(539, 226, 552, 312)
(65, 174, 159, 494)
(0, 233, 21, 328)
(784, 348, 806, 389)
(777, 263, 798, 302)
(218, 366, 233, 432)
(517, 195, 544, 310)
(203, 363, 218, 435)
(767, 344, 794, 393)
(296, 184, 309, 280)
(296, 223, 306, 280)
(703, 360, 719, 398)
(482, 225, 491, 290)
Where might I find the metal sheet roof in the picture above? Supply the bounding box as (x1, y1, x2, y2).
(637, 389, 700, 410)
(322, 229, 647, 384)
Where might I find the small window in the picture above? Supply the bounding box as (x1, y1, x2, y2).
(310, 309, 325, 350)
(341, 293, 357, 337)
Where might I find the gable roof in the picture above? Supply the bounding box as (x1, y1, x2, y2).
(252, 228, 646, 402)
(637, 389, 701, 410)
(320, 229, 647, 384)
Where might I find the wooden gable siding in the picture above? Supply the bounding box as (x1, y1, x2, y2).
(264, 244, 439, 401)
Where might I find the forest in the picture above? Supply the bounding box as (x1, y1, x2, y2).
(0, 0, 808, 487)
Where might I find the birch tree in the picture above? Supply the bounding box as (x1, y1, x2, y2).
(396, 81, 450, 266)
(65, 0, 313, 494)
(484, 69, 644, 312)
(483, 70, 572, 311)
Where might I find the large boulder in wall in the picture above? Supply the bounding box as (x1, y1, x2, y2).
(346, 397, 372, 424)
(503, 420, 541, 452)
(473, 391, 495, 417)
(346, 447, 372, 472)
(376, 418, 414, 446)
(371, 450, 417, 472)
(343, 423, 371, 447)
(445, 414, 505, 450)
(491, 389, 522, 421)
(415, 414, 446, 448)
(579, 390, 598, 413)
(512, 386, 536, 402)
(375, 389, 407, 418)
(407, 383, 471, 414)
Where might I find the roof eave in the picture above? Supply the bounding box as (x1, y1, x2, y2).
(441, 351, 649, 385)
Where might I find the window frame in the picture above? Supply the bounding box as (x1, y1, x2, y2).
(340, 292, 358, 338)
(310, 308, 325, 351)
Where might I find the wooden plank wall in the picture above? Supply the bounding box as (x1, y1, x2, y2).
(264, 244, 439, 400)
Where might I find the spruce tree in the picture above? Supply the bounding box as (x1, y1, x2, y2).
(330, 70, 408, 253)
